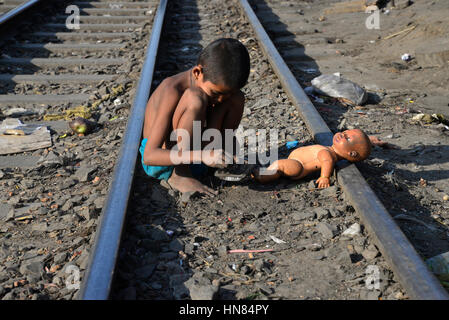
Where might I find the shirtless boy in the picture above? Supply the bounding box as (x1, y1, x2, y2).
(252, 129, 372, 188)
(140, 38, 250, 195)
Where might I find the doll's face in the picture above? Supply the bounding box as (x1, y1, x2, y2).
(332, 129, 371, 161)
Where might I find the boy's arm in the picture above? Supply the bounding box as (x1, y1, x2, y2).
(143, 88, 201, 166)
(316, 149, 335, 188)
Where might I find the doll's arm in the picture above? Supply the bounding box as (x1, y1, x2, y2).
(316, 149, 335, 188)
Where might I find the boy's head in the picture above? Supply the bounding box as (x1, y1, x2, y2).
(332, 129, 371, 162)
(194, 38, 250, 91)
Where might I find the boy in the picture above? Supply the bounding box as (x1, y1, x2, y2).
(140, 38, 250, 195)
(252, 129, 372, 188)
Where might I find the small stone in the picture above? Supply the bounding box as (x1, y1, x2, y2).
(134, 264, 156, 279)
(184, 278, 219, 300)
(53, 252, 67, 264)
(31, 222, 48, 232)
(443, 194, 449, 201)
(181, 191, 199, 203)
(150, 226, 169, 241)
(342, 223, 361, 237)
(218, 245, 228, 257)
(292, 211, 315, 221)
(169, 239, 184, 252)
(316, 222, 338, 239)
(392, 0, 411, 9)
(184, 243, 195, 255)
(0, 203, 12, 221)
(362, 244, 379, 260)
(255, 283, 273, 295)
(313, 208, 330, 220)
(74, 165, 97, 182)
(19, 260, 44, 277)
(360, 289, 381, 300)
(308, 180, 316, 189)
(169, 274, 190, 299)
(305, 243, 323, 251)
(319, 185, 338, 197)
(39, 151, 63, 167)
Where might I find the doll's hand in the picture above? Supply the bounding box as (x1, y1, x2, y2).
(316, 176, 330, 189)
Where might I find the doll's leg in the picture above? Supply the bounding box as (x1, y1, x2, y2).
(253, 159, 303, 183)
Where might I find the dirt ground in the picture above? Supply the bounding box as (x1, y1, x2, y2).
(111, 0, 440, 301)
(260, 0, 449, 260)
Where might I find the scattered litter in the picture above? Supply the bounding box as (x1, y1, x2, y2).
(14, 214, 33, 221)
(383, 25, 416, 40)
(0, 119, 52, 155)
(113, 98, 122, 106)
(342, 223, 361, 237)
(285, 140, 300, 150)
(401, 53, 412, 62)
(443, 195, 449, 201)
(269, 235, 286, 244)
(69, 117, 96, 136)
(228, 249, 274, 254)
(311, 74, 367, 105)
(44, 105, 92, 121)
(426, 251, 449, 281)
(411, 113, 449, 126)
(44, 84, 125, 121)
(3, 107, 36, 117)
(166, 230, 174, 236)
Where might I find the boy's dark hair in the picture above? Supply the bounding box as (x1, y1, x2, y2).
(197, 38, 250, 89)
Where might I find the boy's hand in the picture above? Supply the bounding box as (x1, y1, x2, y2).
(316, 176, 331, 189)
(201, 149, 231, 168)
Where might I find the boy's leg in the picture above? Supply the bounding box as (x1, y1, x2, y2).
(168, 93, 217, 195)
(254, 159, 304, 183)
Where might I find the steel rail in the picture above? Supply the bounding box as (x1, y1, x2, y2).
(0, 0, 40, 26)
(238, 0, 449, 300)
(78, 0, 167, 300)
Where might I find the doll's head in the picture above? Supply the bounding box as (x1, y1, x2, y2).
(332, 129, 371, 162)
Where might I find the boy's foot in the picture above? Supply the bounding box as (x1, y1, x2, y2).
(167, 165, 217, 196)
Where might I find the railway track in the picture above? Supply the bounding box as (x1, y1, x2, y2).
(84, 0, 448, 301)
(0, 0, 447, 301)
(0, 0, 156, 300)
